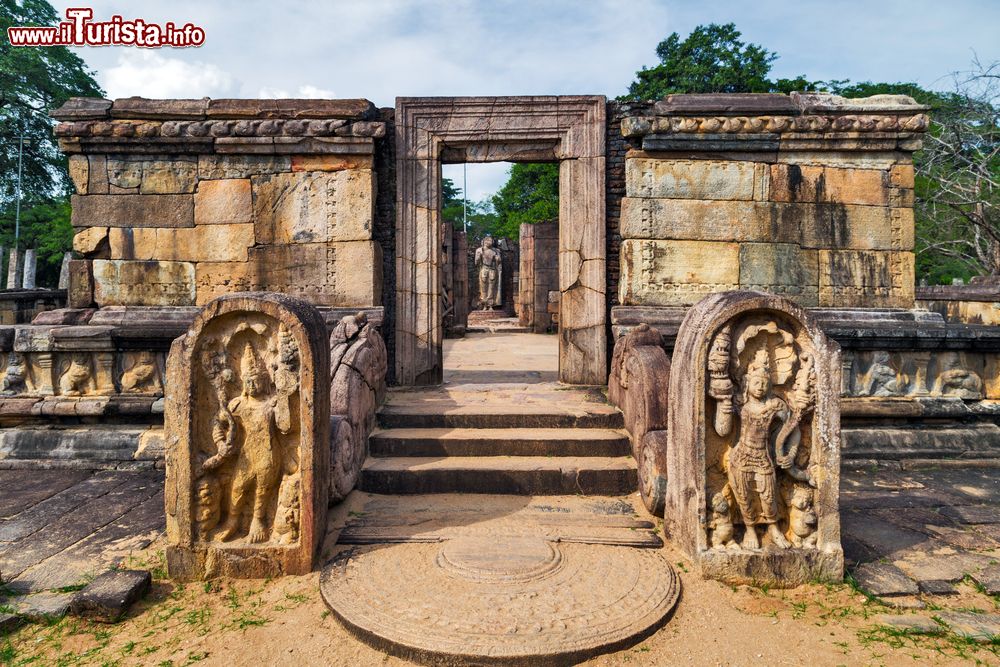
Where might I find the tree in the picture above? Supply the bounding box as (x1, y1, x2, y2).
(0, 197, 71, 286)
(622, 23, 816, 101)
(1, 0, 104, 203)
(910, 62, 1000, 280)
(490, 163, 559, 239)
(441, 176, 501, 242)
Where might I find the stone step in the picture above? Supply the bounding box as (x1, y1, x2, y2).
(359, 456, 637, 495)
(369, 427, 631, 457)
(377, 406, 624, 430)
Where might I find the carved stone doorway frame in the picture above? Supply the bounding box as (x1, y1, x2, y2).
(395, 96, 607, 385)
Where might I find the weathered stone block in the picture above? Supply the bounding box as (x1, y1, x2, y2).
(198, 155, 292, 179)
(619, 239, 739, 306)
(739, 243, 819, 306)
(73, 227, 109, 257)
(92, 260, 195, 307)
(248, 241, 382, 307)
(620, 198, 765, 242)
(769, 164, 888, 206)
(68, 569, 151, 622)
(70, 194, 194, 229)
(68, 156, 89, 194)
(87, 155, 109, 194)
(106, 158, 143, 189)
(130, 224, 255, 262)
(194, 179, 252, 225)
(138, 160, 197, 194)
(664, 291, 843, 586)
(819, 250, 915, 308)
(165, 293, 330, 579)
(195, 262, 257, 305)
(291, 155, 373, 172)
(252, 170, 374, 244)
(625, 159, 756, 200)
(67, 260, 94, 308)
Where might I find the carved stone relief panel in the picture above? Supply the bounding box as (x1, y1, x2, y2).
(665, 291, 843, 586)
(845, 350, 985, 399)
(165, 292, 330, 579)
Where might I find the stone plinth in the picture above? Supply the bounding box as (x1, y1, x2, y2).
(165, 292, 330, 579)
(664, 291, 843, 586)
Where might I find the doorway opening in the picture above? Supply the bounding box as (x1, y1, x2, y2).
(440, 162, 559, 384)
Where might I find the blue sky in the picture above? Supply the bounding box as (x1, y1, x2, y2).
(63, 0, 1000, 199)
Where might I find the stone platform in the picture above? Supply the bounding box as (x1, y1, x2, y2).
(321, 494, 680, 665)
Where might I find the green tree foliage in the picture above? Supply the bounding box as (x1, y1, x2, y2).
(490, 163, 559, 239)
(622, 23, 815, 100)
(0, 197, 72, 286)
(0, 0, 102, 287)
(1, 0, 104, 203)
(441, 176, 502, 242)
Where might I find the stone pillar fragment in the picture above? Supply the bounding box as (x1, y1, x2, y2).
(165, 292, 330, 580)
(6, 249, 21, 290)
(663, 290, 843, 587)
(58, 252, 72, 289)
(22, 249, 37, 289)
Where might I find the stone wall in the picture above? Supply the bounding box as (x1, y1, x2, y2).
(917, 282, 1000, 325)
(518, 221, 558, 333)
(54, 97, 386, 311)
(615, 93, 927, 309)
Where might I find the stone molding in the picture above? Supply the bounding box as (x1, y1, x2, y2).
(394, 96, 607, 385)
(621, 93, 930, 154)
(52, 97, 384, 155)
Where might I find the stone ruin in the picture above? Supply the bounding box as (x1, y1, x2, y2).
(329, 311, 387, 503)
(663, 291, 843, 585)
(164, 293, 330, 579)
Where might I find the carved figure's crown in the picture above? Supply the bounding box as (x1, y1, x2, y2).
(241, 343, 263, 379)
(747, 348, 771, 379)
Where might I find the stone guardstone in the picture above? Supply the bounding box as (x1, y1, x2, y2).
(663, 290, 843, 586)
(164, 292, 331, 579)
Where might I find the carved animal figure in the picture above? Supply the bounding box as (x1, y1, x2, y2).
(59, 353, 91, 396)
(1, 352, 27, 395)
(788, 485, 818, 548)
(932, 352, 983, 399)
(708, 491, 737, 550)
(859, 351, 907, 397)
(121, 351, 159, 393)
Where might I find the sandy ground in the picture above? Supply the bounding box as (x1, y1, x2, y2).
(3, 534, 998, 667)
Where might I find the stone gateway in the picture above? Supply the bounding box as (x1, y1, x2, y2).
(663, 291, 843, 586)
(164, 293, 330, 579)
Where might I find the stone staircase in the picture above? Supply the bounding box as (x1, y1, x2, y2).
(358, 384, 636, 495)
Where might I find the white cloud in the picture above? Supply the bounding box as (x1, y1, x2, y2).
(101, 51, 235, 98)
(257, 85, 336, 99)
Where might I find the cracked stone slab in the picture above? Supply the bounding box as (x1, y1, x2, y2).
(853, 562, 918, 596)
(917, 579, 958, 595)
(875, 614, 944, 634)
(69, 569, 151, 623)
(4, 591, 72, 622)
(937, 611, 1000, 642)
(941, 505, 1000, 525)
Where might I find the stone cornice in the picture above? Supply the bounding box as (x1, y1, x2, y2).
(622, 92, 930, 142)
(51, 97, 385, 155)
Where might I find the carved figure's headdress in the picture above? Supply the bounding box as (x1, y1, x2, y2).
(747, 348, 771, 381)
(241, 343, 265, 381)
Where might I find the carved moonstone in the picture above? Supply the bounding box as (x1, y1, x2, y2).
(663, 291, 843, 586)
(165, 293, 330, 579)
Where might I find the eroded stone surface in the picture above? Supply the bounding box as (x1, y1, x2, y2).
(165, 293, 330, 579)
(68, 569, 151, 623)
(322, 510, 679, 665)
